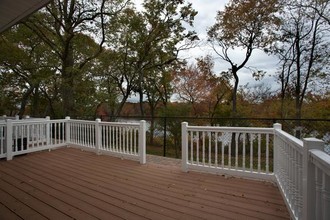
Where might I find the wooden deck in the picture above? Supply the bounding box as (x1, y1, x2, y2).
(0, 147, 290, 220)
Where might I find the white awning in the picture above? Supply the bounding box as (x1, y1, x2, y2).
(0, 0, 51, 33)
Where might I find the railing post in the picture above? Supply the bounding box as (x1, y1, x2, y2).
(273, 123, 282, 176)
(138, 120, 146, 164)
(65, 116, 70, 146)
(95, 118, 101, 155)
(6, 119, 13, 160)
(273, 123, 282, 130)
(302, 138, 324, 220)
(181, 122, 188, 172)
(46, 116, 50, 146)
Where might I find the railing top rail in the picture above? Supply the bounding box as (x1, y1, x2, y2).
(186, 125, 274, 134)
(48, 119, 67, 123)
(69, 119, 140, 127)
(275, 128, 303, 152)
(21, 118, 47, 121)
(11, 120, 47, 125)
(309, 149, 330, 176)
(100, 121, 140, 127)
(69, 119, 96, 125)
(10, 119, 66, 125)
(117, 115, 330, 122)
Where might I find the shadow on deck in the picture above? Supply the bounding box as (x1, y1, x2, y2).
(0, 147, 290, 220)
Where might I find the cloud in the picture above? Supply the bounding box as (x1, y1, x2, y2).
(182, 0, 280, 88)
(189, 0, 226, 31)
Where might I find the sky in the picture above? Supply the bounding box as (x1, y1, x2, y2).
(132, 0, 280, 89)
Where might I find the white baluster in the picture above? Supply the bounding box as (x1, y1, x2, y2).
(208, 132, 211, 167)
(215, 132, 218, 168)
(196, 131, 199, 165)
(243, 133, 246, 171)
(314, 166, 322, 220)
(221, 133, 224, 168)
(202, 131, 205, 165)
(266, 134, 269, 173)
(250, 133, 253, 172)
(235, 133, 238, 169)
(228, 133, 231, 168)
(190, 131, 194, 164)
(134, 127, 137, 155)
(323, 174, 330, 220)
(130, 127, 133, 154)
(258, 134, 261, 172)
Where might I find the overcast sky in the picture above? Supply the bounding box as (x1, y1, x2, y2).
(133, 0, 280, 89)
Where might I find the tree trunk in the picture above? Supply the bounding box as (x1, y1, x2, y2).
(231, 67, 239, 156)
(139, 90, 144, 116)
(294, 28, 302, 139)
(231, 67, 239, 121)
(18, 86, 35, 118)
(295, 100, 303, 139)
(149, 106, 155, 145)
(114, 94, 129, 119)
(31, 86, 40, 117)
(61, 41, 75, 117)
(280, 96, 285, 119)
(149, 117, 155, 145)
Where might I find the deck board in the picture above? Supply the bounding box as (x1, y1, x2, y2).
(0, 147, 290, 220)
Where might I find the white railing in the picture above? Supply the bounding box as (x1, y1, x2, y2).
(181, 122, 275, 180)
(274, 126, 304, 219)
(274, 127, 330, 220)
(274, 127, 303, 219)
(3, 117, 67, 159)
(99, 120, 144, 162)
(68, 119, 97, 149)
(1, 116, 19, 158)
(48, 119, 67, 147)
(307, 148, 330, 220)
(182, 122, 330, 220)
(68, 118, 146, 164)
(0, 117, 146, 164)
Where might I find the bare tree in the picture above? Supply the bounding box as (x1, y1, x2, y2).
(208, 0, 281, 118)
(274, 0, 330, 138)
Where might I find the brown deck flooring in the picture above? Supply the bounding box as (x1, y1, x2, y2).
(0, 147, 290, 220)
